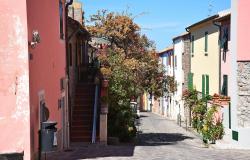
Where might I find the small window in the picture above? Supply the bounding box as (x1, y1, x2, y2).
(59, 0, 64, 39)
(175, 55, 177, 68)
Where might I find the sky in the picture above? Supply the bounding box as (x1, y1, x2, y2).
(79, 0, 230, 51)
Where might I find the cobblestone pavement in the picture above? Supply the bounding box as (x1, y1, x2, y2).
(48, 112, 250, 160)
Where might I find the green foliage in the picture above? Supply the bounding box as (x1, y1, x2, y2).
(202, 105, 224, 142)
(165, 76, 177, 94)
(108, 103, 137, 142)
(182, 89, 199, 109)
(89, 10, 169, 141)
(183, 90, 224, 143)
(192, 100, 207, 131)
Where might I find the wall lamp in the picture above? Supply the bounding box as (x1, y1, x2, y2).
(29, 30, 41, 49)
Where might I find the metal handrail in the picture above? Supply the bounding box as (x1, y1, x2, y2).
(91, 84, 99, 143)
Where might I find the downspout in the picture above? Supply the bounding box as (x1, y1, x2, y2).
(213, 21, 222, 94)
(65, 0, 73, 150)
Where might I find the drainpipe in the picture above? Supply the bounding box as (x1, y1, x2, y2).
(65, 0, 73, 150)
(213, 21, 222, 94)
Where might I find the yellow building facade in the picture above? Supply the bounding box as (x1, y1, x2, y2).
(187, 16, 220, 96)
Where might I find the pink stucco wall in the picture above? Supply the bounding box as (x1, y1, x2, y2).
(237, 0, 250, 61)
(220, 20, 231, 97)
(27, 0, 66, 158)
(0, 1, 31, 160)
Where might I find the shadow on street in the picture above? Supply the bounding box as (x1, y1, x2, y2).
(47, 113, 193, 160)
(137, 133, 193, 146)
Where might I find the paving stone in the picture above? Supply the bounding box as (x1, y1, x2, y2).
(47, 112, 250, 160)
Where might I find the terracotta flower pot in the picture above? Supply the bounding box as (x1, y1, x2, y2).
(102, 79, 109, 88)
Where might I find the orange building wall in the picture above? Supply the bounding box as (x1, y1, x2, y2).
(27, 0, 66, 158)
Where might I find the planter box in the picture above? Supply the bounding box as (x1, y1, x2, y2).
(101, 106, 108, 114)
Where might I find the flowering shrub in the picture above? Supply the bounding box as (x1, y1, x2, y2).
(202, 105, 224, 143)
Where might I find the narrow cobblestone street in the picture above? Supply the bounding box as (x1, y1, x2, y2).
(48, 112, 250, 160)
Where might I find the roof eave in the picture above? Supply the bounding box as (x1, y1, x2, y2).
(186, 14, 219, 30)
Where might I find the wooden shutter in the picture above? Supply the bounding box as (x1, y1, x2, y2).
(206, 75, 209, 96)
(202, 75, 205, 98)
(188, 73, 193, 90)
(224, 75, 228, 96)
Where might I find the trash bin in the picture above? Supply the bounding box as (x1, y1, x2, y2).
(41, 121, 57, 152)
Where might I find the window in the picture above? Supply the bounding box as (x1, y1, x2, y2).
(202, 74, 209, 98)
(168, 55, 171, 66)
(221, 75, 228, 96)
(59, 0, 64, 39)
(191, 35, 194, 54)
(174, 55, 177, 68)
(75, 42, 78, 67)
(205, 32, 208, 52)
(69, 44, 72, 66)
(221, 27, 229, 62)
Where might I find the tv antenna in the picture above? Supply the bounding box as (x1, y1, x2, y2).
(208, 0, 214, 17)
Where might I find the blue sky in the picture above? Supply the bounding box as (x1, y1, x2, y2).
(79, 0, 230, 51)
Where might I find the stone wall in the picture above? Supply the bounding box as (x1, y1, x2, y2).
(182, 35, 191, 125)
(237, 61, 250, 127)
(182, 35, 191, 91)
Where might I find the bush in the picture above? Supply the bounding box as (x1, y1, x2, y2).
(201, 105, 224, 143)
(108, 103, 137, 142)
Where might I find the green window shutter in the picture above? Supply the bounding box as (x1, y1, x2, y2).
(206, 75, 209, 96)
(221, 75, 228, 96)
(188, 73, 191, 90)
(202, 75, 205, 98)
(188, 73, 193, 90)
(232, 130, 238, 141)
(191, 35, 194, 53)
(224, 75, 228, 96)
(191, 73, 193, 90)
(205, 32, 208, 52)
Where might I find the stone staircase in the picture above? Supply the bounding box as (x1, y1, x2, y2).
(70, 83, 98, 142)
